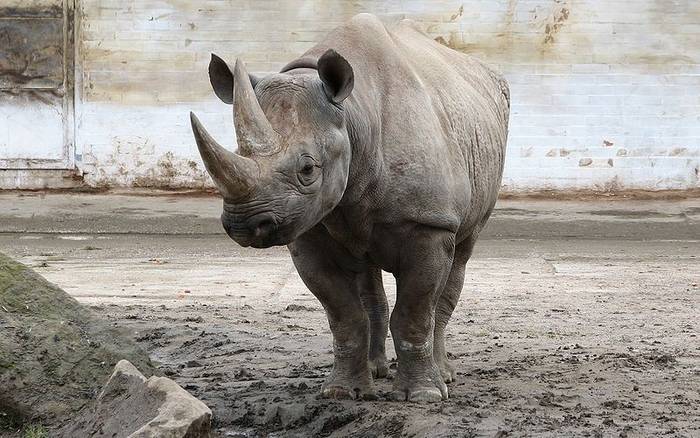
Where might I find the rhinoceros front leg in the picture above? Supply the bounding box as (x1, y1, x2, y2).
(433, 234, 476, 383)
(288, 227, 374, 400)
(357, 267, 389, 378)
(390, 227, 456, 402)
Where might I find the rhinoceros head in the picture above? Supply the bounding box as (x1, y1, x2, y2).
(190, 49, 354, 248)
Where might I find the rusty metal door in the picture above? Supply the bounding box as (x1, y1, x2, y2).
(0, 0, 75, 170)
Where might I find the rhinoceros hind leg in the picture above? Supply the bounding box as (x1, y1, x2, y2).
(358, 267, 389, 379)
(433, 234, 477, 383)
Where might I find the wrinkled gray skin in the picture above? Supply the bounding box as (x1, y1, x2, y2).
(191, 13, 510, 402)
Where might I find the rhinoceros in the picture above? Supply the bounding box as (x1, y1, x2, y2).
(190, 13, 509, 402)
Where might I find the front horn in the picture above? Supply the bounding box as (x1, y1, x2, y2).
(190, 112, 258, 200)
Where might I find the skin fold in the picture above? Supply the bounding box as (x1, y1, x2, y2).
(191, 13, 510, 402)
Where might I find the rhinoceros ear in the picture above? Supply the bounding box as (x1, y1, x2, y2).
(317, 49, 354, 104)
(209, 54, 234, 104)
(209, 54, 261, 105)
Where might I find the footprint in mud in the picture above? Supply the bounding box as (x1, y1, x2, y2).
(284, 304, 320, 312)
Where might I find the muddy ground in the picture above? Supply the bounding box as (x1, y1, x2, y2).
(0, 192, 698, 437)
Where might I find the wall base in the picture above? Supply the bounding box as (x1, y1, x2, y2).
(0, 169, 85, 190)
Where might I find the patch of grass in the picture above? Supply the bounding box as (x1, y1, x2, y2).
(0, 410, 21, 432)
(22, 424, 48, 438)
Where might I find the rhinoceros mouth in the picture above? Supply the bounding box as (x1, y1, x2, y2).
(222, 211, 295, 248)
(230, 230, 293, 249)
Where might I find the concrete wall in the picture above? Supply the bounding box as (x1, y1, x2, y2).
(15, 1, 700, 190)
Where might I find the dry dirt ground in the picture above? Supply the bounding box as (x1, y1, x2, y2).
(1, 192, 698, 437)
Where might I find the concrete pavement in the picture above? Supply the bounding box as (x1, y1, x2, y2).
(1, 191, 699, 239)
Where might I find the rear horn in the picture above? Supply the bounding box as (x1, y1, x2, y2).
(231, 59, 281, 156)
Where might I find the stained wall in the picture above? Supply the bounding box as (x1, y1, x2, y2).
(6, 0, 700, 191)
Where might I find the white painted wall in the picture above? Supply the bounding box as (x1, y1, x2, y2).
(20, 1, 700, 191)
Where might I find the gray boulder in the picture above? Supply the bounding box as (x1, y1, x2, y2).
(64, 360, 212, 437)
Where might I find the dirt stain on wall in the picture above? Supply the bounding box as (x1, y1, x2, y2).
(88, 139, 210, 189)
(450, 4, 464, 22)
(433, 0, 578, 63)
(543, 5, 569, 44)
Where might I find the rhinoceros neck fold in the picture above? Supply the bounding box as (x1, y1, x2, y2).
(339, 92, 386, 207)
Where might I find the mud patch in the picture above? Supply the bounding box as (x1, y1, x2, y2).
(93, 287, 700, 438)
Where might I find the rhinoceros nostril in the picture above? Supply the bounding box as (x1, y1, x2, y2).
(249, 214, 276, 238)
(255, 221, 274, 237)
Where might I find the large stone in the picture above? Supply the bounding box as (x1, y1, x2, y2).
(64, 360, 212, 437)
(0, 252, 154, 429)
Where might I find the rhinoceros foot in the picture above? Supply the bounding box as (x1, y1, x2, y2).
(369, 354, 389, 379)
(436, 357, 457, 383)
(391, 361, 448, 403)
(391, 387, 443, 403)
(391, 380, 448, 403)
(320, 368, 376, 400)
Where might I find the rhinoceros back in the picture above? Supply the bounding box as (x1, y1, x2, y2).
(303, 14, 510, 236)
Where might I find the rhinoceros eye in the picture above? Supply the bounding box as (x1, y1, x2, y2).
(297, 155, 320, 186)
(301, 163, 314, 175)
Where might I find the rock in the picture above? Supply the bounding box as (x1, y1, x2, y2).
(64, 360, 212, 437)
(0, 252, 154, 429)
